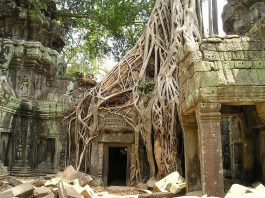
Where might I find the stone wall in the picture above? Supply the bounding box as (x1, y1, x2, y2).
(0, 0, 65, 52)
(222, 0, 265, 35)
(179, 35, 265, 196)
(178, 36, 265, 113)
(0, 0, 95, 176)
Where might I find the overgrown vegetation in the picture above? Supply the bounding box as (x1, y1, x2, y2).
(65, 0, 201, 184)
(29, 0, 155, 77)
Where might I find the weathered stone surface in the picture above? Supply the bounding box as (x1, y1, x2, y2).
(222, 0, 265, 35)
(57, 165, 94, 187)
(251, 182, 265, 191)
(7, 176, 23, 187)
(225, 184, 253, 198)
(165, 182, 186, 194)
(153, 171, 185, 192)
(58, 181, 95, 198)
(45, 178, 61, 187)
(0, 190, 14, 198)
(179, 30, 265, 197)
(34, 186, 53, 198)
(81, 185, 95, 198)
(1, 182, 34, 197)
(0, 0, 96, 177)
(0, 0, 65, 52)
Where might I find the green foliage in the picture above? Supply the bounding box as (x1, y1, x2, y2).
(27, 0, 155, 77)
(28, 0, 155, 77)
(138, 80, 155, 95)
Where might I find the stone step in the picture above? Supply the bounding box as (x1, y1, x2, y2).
(10, 166, 32, 177)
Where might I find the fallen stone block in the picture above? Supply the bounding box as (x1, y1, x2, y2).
(153, 171, 185, 192)
(251, 181, 265, 191)
(70, 179, 81, 187)
(57, 180, 94, 198)
(82, 185, 95, 198)
(225, 184, 254, 198)
(1, 182, 34, 198)
(57, 166, 77, 181)
(165, 182, 186, 194)
(8, 176, 23, 187)
(0, 190, 14, 198)
(77, 172, 94, 187)
(45, 177, 61, 187)
(58, 182, 66, 198)
(34, 186, 53, 198)
(57, 165, 94, 187)
(65, 186, 83, 198)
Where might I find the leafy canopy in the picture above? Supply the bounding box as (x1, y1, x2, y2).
(29, 0, 155, 77)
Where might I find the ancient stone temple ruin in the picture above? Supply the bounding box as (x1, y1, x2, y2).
(73, 0, 265, 196)
(0, 0, 265, 197)
(181, 0, 265, 196)
(0, 0, 95, 177)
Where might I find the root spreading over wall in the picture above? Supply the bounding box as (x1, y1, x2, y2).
(65, 0, 201, 184)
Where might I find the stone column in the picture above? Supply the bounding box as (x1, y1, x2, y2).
(182, 114, 201, 192)
(256, 103, 265, 124)
(256, 103, 265, 182)
(195, 102, 224, 197)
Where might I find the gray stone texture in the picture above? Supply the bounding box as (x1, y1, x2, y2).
(222, 0, 265, 35)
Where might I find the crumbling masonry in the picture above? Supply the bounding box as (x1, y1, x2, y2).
(0, 0, 265, 197)
(0, 0, 94, 177)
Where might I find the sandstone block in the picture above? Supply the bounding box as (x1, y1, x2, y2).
(8, 176, 23, 187)
(45, 177, 61, 187)
(0, 190, 14, 198)
(165, 182, 186, 194)
(225, 184, 254, 198)
(58, 181, 95, 198)
(81, 185, 95, 198)
(153, 171, 185, 192)
(1, 183, 34, 198)
(251, 182, 265, 191)
(34, 186, 53, 198)
(57, 165, 93, 187)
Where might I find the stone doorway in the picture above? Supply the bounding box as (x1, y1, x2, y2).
(104, 145, 129, 186)
(221, 106, 265, 188)
(36, 137, 56, 172)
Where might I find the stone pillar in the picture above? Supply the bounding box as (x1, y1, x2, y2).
(256, 103, 265, 124)
(256, 103, 265, 182)
(195, 102, 224, 197)
(181, 114, 201, 192)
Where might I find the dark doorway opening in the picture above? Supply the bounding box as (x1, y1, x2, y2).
(107, 147, 127, 186)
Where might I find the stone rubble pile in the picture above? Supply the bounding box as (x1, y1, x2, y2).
(178, 182, 265, 198)
(0, 165, 95, 198)
(1, 168, 265, 198)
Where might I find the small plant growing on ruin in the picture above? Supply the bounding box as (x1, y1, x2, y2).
(33, 178, 44, 187)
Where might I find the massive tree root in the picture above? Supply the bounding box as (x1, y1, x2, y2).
(64, 0, 201, 184)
